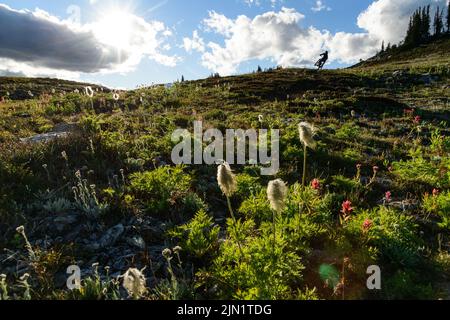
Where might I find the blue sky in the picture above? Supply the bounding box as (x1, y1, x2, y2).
(0, 0, 446, 88)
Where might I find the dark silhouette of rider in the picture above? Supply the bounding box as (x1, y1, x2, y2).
(316, 51, 329, 69)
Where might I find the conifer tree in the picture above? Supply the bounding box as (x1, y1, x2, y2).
(434, 6, 444, 36)
(446, 1, 450, 32)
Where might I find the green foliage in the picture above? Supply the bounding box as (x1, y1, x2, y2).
(335, 122, 360, 140)
(170, 209, 220, 259)
(129, 166, 191, 214)
(346, 206, 422, 268)
(200, 218, 305, 300)
(393, 142, 450, 189)
(423, 191, 450, 230)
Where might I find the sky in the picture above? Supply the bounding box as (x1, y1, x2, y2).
(0, 0, 448, 89)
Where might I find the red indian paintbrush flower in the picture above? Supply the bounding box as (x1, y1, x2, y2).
(311, 179, 320, 190)
(362, 219, 373, 232)
(341, 200, 353, 215)
(414, 116, 421, 124)
(385, 191, 392, 202)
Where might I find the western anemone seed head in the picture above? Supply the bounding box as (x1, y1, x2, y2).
(122, 268, 147, 299)
(267, 179, 288, 213)
(162, 248, 172, 259)
(217, 161, 237, 197)
(298, 122, 317, 149)
(20, 273, 30, 282)
(173, 246, 182, 254)
(85, 86, 94, 98)
(113, 93, 120, 101)
(258, 114, 264, 123)
(16, 225, 25, 234)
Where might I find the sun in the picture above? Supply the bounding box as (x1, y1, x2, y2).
(94, 9, 135, 49)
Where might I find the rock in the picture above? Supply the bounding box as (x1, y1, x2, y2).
(53, 214, 79, 232)
(52, 123, 78, 133)
(126, 235, 146, 250)
(20, 132, 70, 144)
(98, 224, 124, 248)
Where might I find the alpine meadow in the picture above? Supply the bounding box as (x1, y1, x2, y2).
(0, 0, 450, 302)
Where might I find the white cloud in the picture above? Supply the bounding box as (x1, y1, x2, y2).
(357, 0, 447, 44)
(0, 57, 80, 79)
(183, 30, 206, 53)
(0, 4, 178, 78)
(203, 10, 235, 36)
(244, 0, 281, 8)
(311, 1, 331, 12)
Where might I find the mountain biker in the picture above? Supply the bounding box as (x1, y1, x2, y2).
(315, 50, 329, 70)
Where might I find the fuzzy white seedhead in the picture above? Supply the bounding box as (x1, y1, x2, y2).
(122, 268, 147, 299)
(217, 161, 237, 197)
(267, 179, 288, 213)
(85, 86, 94, 98)
(298, 122, 317, 149)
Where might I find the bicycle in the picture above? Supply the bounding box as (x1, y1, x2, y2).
(314, 58, 326, 70)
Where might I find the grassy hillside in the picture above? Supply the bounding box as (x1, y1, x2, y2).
(0, 77, 108, 101)
(0, 40, 449, 300)
(351, 35, 450, 73)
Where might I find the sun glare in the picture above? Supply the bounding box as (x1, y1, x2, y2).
(94, 9, 134, 49)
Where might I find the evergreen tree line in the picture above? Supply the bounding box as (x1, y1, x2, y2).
(380, 2, 450, 53)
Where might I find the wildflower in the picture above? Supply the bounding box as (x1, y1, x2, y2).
(217, 162, 237, 198)
(341, 201, 353, 215)
(258, 114, 264, 123)
(20, 273, 30, 281)
(173, 246, 182, 254)
(162, 248, 172, 259)
(373, 166, 379, 174)
(299, 122, 317, 187)
(85, 86, 94, 98)
(61, 151, 68, 162)
(298, 122, 317, 150)
(16, 226, 25, 234)
(122, 268, 147, 299)
(340, 201, 354, 223)
(362, 219, 373, 232)
(267, 179, 288, 213)
(113, 93, 120, 101)
(27, 91, 34, 97)
(311, 178, 321, 190)
(385, 191, 392, 202)
(433, 189, 440, 197)
(74, 89, 80, 94)
(218, 161, 243, 259)
(356, 164, 362, 170)
(414, 116, 421, 124)
(351, 110, 356, 118)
